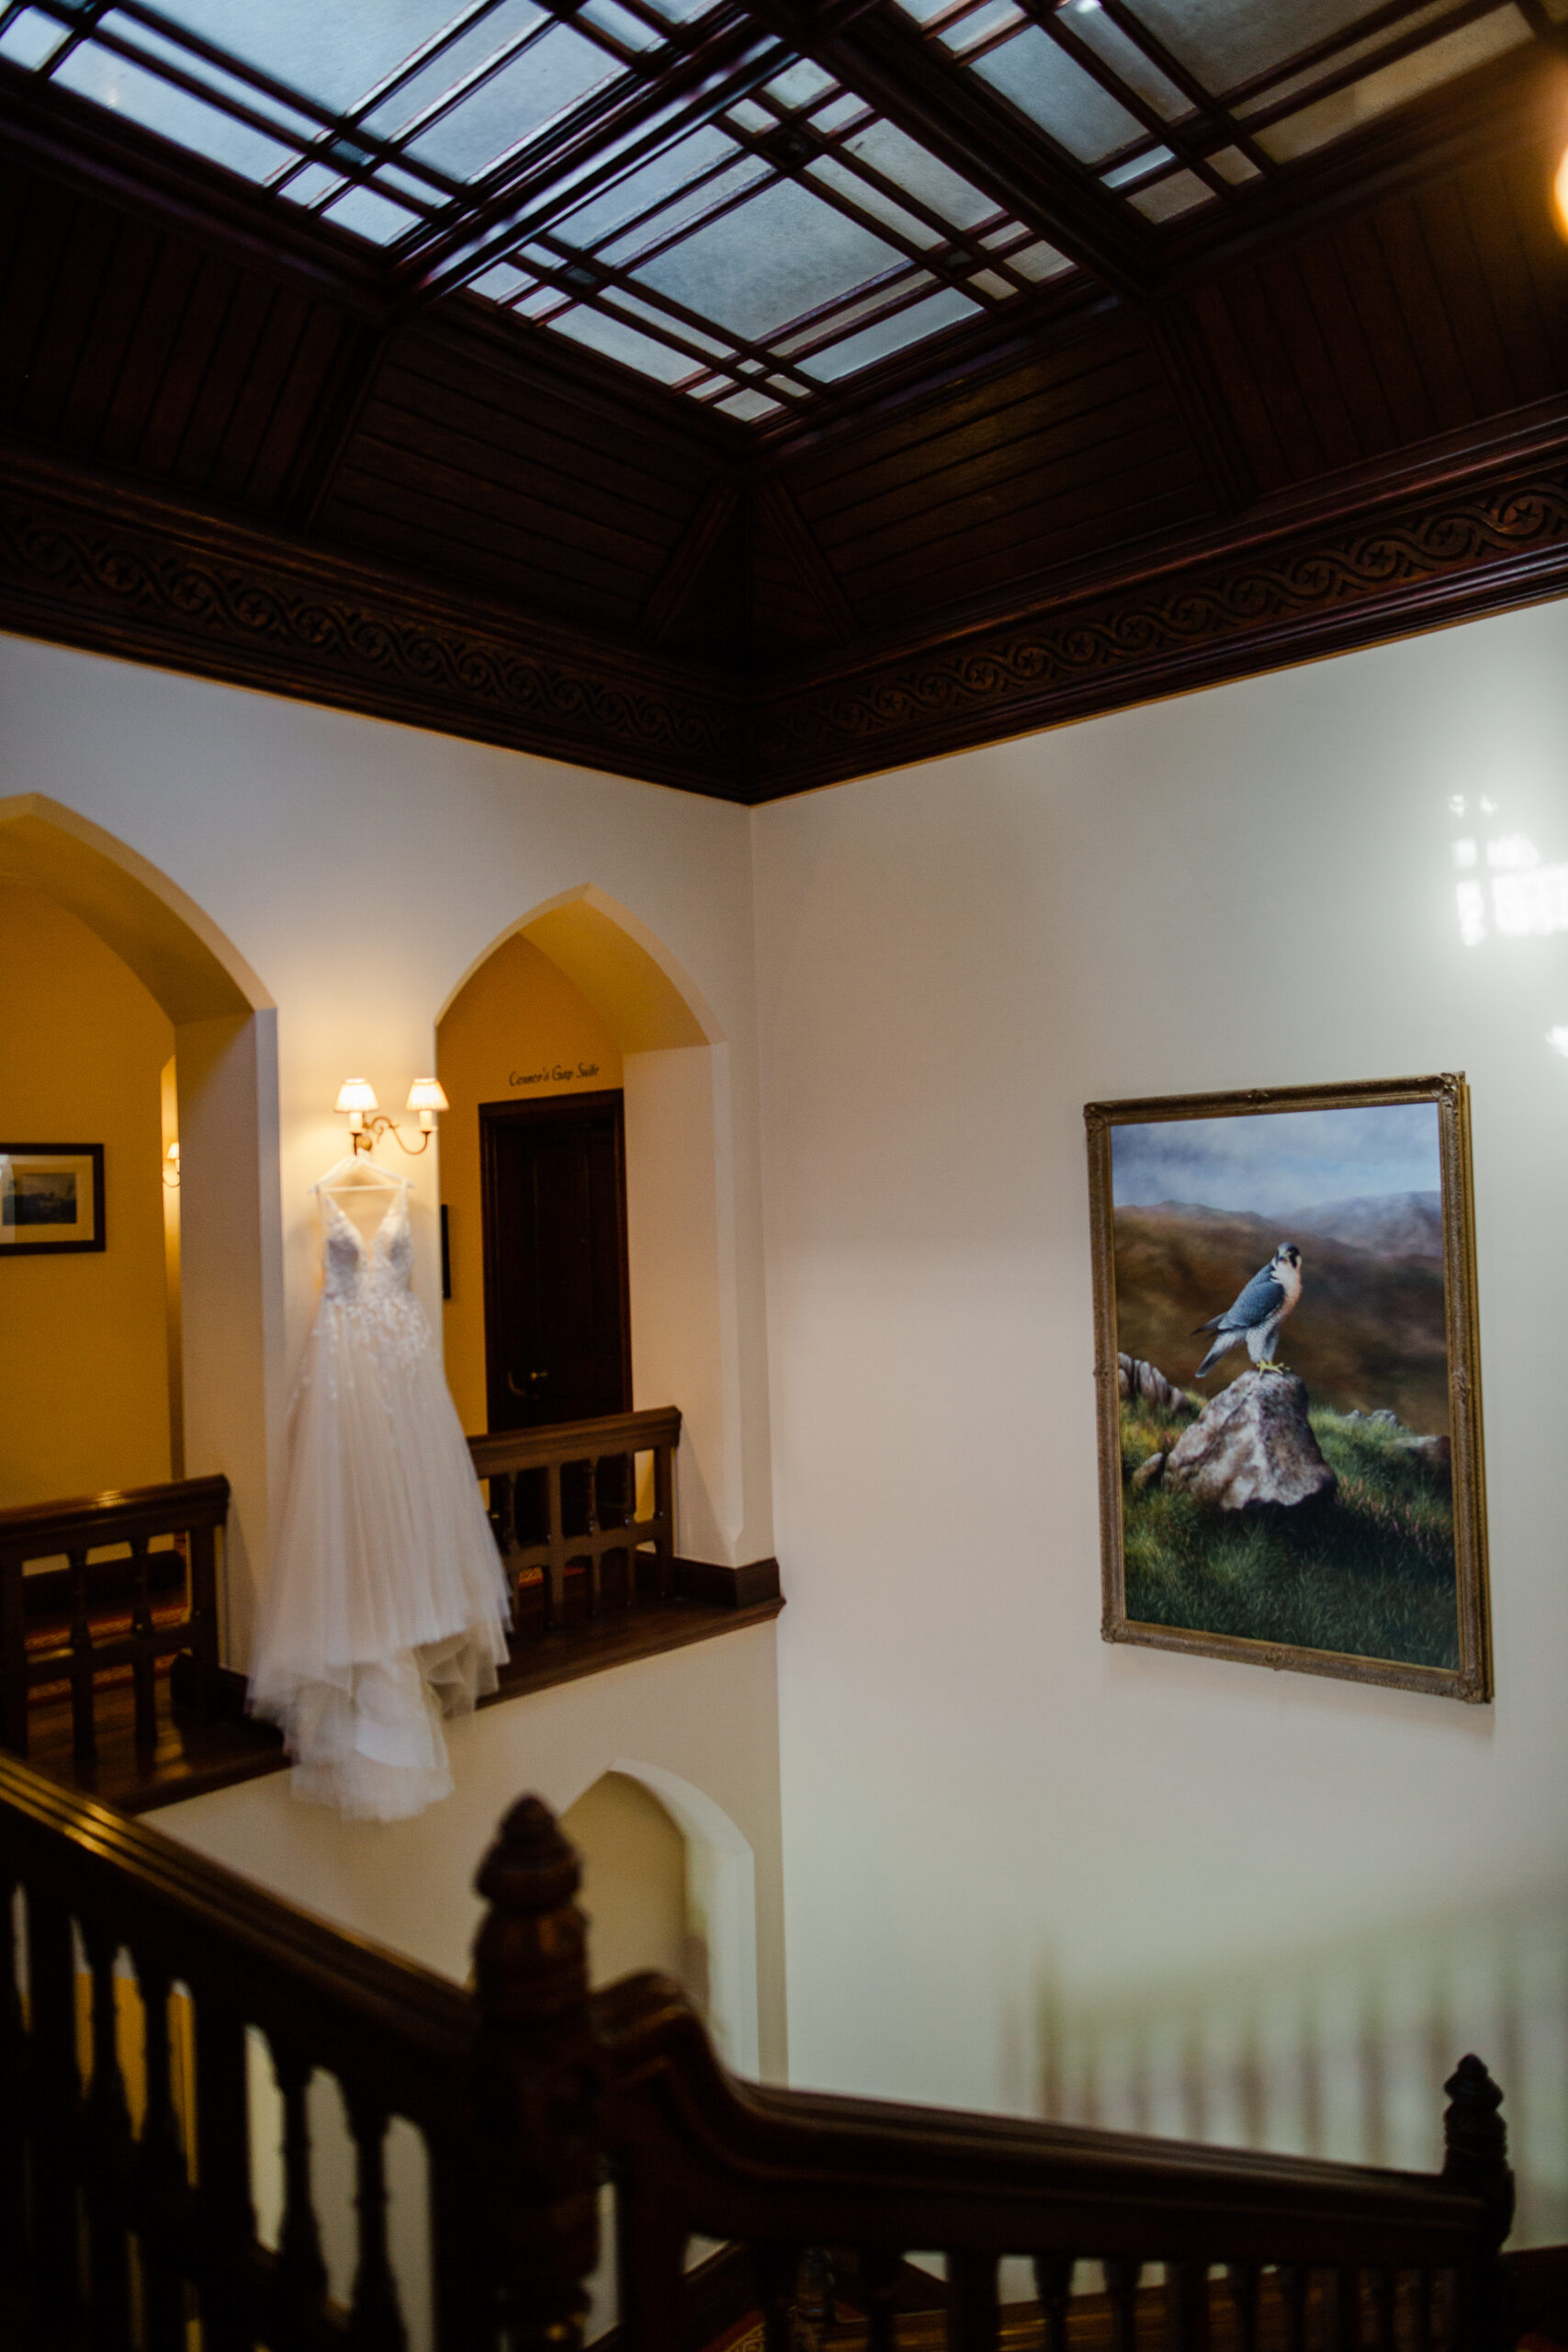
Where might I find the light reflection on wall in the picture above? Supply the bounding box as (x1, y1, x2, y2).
(1039, 1883, 1568, 2247)
(1450, 794, 1568, 944)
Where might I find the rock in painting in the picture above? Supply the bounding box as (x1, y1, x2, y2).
(1117, 1352, 1189, 1415)
(1163, 1370, 1337, 1510)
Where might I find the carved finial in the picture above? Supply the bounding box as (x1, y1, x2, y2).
(471, 1796, 600, 2352)
(1443, 2055, 1515, 2240)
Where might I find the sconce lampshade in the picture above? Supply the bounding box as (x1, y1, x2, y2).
(405, 1079, 449, 1113)
(335, 1078, 379, 1114)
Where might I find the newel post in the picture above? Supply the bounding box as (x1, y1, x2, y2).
(473, 1796, 602, 2352)
(1443, 2055, 1515, 2352)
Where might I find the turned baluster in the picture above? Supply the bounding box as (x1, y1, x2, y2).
(0, 1555, 27, 1756)
(1166, 2259, 1211, 2352)
(858, 2245, 902, 2352)
(26, 1888, 81, 2316)
(653, 1435, 674, 1600)
(1226, 2263, 1261, 2352)
(68, 1545, 97, 1759)
(1442, 2056, 1513, 2352)
(1035, 2254, 1076, 2352)
(584, 1459, 602, 1616)
(1369, 2267, 1398, 2352)
(471, 1794, 601, 2352)
(1414, 2269, 1435, 2352)
(81, 1917, 134, 2348)
(133, 1947, 188, 2352)
(271, 2041, 329, 2319)
(344, 2082, 408, 2351)
(1279, 2265, 1311, 2352)
(948, 2250, 1000, 2352)
(192, 1990, 255, 2352)
(1327, 2268, 1362, 2352)
(0, 1871, 26, 2270)
(130, 1533, 158, 1749)
(1106, 2257, 1144, 2352)
(545, 1461, 566, 1628)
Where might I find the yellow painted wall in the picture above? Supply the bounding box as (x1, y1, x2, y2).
(437, 932, 622, 1434)
(0, 880, 175, 1504)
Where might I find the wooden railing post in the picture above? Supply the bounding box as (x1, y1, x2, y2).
(1443, 2055, 1514, 2352)
(472, 1794, 601, 2352)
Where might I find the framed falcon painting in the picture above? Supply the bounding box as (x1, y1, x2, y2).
(1085, 1074, 1492, 1702)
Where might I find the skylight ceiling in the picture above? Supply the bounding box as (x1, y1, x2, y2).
(0, 0, 1554, 421)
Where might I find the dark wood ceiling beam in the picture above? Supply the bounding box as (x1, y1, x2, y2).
(736, 0, 1154, 298)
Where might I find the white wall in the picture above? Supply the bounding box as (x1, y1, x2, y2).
(158, 1622, 786, 2077)
(0, 632, 775, 1635)
(752, 598, 1568, 2240)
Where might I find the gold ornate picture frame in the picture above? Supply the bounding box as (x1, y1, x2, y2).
(1086, 1076, 1490, 1702)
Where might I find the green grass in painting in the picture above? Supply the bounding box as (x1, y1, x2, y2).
(1121, 1400, 1459, 1668)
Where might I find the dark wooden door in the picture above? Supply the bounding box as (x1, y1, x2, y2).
(479, 1091, 631, 1433)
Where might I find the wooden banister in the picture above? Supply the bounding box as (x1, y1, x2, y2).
(0, 1474, 229, 1762)
(0, 1764, 1517, 2352)
(469, 1407, 682, 1635)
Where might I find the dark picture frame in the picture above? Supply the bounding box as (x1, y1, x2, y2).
(0, 1143, 107, 1258)
(1086, 1075, 1491, 1703)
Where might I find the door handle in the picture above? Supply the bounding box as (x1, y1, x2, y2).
(506, 1369, 548, 1396)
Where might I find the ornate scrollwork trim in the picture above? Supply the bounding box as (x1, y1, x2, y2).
(750, 468, 1568, 792)
(0, 470, 743, 797)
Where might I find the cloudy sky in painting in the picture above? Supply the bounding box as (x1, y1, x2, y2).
(1110, 1102, 1440, 1215)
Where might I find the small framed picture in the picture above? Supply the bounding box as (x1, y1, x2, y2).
(0, 1145, 106, 1257)
(1086, 1076, 1490, 1703)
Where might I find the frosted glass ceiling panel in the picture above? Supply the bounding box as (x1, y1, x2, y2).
(555, 125, 740, 244)
(634, 177, 900, 340)
(547, 300, 698, 379)
(1253, 6, 1529, 159)
(361, 0, 545, 136)
(408, 26, 622, 177)
(840, 120, 994, 230)
(1122, 0, 1393, 92)
(152, 0, 468, 113)
(53, 41, 297, 177)
(971, 26, 1145, 162)
(798, 283, 977, 379)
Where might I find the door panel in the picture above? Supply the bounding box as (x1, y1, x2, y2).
(479, 1091, 631, 1433)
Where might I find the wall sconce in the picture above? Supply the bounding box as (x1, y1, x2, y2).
(334, 1077, 449, 1156)
(163, 1140, 180, 1190)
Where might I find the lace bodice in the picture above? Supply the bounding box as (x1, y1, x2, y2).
(320, 1184, 414, 1305)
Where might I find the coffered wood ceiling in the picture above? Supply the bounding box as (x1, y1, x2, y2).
(3, 6, 1568, 799)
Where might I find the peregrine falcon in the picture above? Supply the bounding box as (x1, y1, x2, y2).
(1192, 1243, 1303, 1379)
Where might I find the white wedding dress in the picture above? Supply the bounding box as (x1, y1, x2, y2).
(249, 1180, 511, 1820)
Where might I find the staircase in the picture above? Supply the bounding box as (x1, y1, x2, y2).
(0, 1750, 1520, 2352)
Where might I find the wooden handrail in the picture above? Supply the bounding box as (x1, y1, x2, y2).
(0, 1760, 1517, 2352)
(468, 1407, 681, 1478)
(0, 1473, 228, 1764)
(469, 1407, 682, 1634)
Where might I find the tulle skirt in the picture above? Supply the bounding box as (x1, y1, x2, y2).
(249, 1290, 511, 1820)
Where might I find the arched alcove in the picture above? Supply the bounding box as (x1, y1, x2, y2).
(557, 1757, 760, 2077)
(436, 886, 743, 1566)
(0, 794, 283, 1662)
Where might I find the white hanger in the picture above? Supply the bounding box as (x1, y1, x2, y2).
(311, 1152, 409, 1196)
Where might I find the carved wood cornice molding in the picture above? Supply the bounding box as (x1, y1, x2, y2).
(0, 451, 745, 799)
(749, 461, 1568, 796)
(3, 446, 1568, 803)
